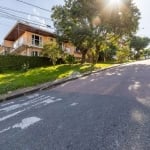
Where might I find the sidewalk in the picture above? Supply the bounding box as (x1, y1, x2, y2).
(0, 64, 121, 101)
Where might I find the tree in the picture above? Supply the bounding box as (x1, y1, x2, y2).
(116, 45, 130, 63)
(51, 1, 93, 63)
(42, 42, 62, 65)
(51, 0, 140, 63)
(130, 36, 150, 59)
(99, 42, 117, 62)
(91, 0, 140, 63)
(143, 48, 150, 59)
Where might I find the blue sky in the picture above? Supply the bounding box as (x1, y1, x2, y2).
(0, 0, 149, 44)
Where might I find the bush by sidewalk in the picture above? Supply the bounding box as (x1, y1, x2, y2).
(0, 55, 52, 72)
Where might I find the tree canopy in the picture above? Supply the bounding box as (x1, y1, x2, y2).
(130, 36, 150, 51)
(51, 0, 140, 63)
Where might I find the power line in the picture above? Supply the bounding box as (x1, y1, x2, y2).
(0, 6, 51, 20)
(16, 0, 51, 13)
(0, 15, 52, 31)
(0, 13, 47, 28)
(0, 10, 53, 29)
(0, 14, 56, 41)
(0, 9, 50, 26)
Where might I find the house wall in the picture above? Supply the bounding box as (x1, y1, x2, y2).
(0, 45, 3, 54)
(16, 47, 42, 56)
(3, 31, 55, 48)
(23, 32, 56, 56)
(3, 40, 14, 48)
(25, 31, 56, 46)
(13, 32, 27, 49)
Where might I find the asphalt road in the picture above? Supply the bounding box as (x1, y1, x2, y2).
(0, 60, 150, 150)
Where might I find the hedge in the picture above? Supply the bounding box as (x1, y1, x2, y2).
(0, 55, 52, 72)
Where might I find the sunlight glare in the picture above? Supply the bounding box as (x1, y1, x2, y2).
(109, 0, 121, 5)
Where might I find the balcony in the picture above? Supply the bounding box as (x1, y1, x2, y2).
(9, 36, 43, 54)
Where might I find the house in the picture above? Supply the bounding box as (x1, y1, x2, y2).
(0, 45, 3, 54)
(1, 22, 81, 58)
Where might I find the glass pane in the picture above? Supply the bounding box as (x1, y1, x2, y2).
(35, 51, 38, 56)
(35, 35, 39, 40)
(35, 40, 39, 46)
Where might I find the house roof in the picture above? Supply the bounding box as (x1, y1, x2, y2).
(4, 22, 56, 41)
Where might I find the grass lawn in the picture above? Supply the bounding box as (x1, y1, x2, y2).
(0, 63, 114, 94)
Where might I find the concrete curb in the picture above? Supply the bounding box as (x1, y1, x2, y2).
(0, 64, 122, 101)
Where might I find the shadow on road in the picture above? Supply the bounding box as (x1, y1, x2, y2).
(47, 62, 150, 149)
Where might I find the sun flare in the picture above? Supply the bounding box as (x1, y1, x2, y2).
(109, 0, 121, 5)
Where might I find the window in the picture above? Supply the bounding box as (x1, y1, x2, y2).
(32, 34, 42, 47)
(31, 51, 39, 56)
(50, 38, 53, 42)
(75, 47, 80, 53)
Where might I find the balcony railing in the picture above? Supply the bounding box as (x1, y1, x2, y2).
(13, 37, 43, 49)
(13, 37, 25, 49)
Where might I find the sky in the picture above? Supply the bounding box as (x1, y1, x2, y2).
(0, 0, 150, 44)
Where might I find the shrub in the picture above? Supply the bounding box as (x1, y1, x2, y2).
(66, 55, 76, 65)
(42, 42, 62, 65)
(21, 63, 29, 72)
(0, 55, 52, 72)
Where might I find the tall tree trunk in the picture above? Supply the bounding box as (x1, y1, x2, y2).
(103, 51, 106, 62)
(94, 44, 101, 64)
(81, 48, 89, 64)
(94, 49, 99, 64)
(103, 56, 106, 62)
(81, 52, 86, 64)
